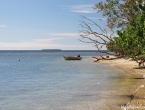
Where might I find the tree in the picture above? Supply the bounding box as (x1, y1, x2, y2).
(80, 0, 145, 66)
(79, 16, 116, 58)
(107, 3, 145, 66)
(94, 0, 145, 30)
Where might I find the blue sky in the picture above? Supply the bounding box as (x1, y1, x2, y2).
(0, 0, 105, 50)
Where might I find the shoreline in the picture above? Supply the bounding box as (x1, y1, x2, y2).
(96, 58, 145, 109)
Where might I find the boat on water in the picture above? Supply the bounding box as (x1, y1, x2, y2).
(63, 56, 82, 60)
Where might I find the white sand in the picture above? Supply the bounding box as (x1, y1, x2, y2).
(96, 58, 145, 109)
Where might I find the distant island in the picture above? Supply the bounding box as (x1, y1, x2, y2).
(42, 49, 61, 52)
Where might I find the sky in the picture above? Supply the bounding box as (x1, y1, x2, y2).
(0, 0, 106, 50)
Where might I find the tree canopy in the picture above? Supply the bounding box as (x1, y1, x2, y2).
(80, 0, 145, 66)
(94, 0, 145, 30)
(106, 2, 145, 65)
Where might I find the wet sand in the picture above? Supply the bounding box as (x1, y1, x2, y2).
(96, 58, 145, 110)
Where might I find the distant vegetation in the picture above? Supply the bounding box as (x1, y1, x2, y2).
(80, 0, 145, 67)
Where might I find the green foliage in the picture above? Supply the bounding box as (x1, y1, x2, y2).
(95, 0, 143, 30)
(107, 3, 145, 62)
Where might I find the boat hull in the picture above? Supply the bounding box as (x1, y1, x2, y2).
(63, 56, 82, 60)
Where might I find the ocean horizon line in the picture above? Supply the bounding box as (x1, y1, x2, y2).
(0, 49, 110, 52)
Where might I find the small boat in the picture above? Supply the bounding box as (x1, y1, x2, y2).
(63, 56, 82, 60)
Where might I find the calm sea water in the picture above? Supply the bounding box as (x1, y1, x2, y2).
(0, 51, 140, 110)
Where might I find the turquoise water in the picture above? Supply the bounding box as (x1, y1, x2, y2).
(0, 51, 133, 110)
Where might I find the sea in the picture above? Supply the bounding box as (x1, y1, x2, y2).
(0, 50, 140, 110)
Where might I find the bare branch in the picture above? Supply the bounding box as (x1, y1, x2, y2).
(79, 16, 116, 56)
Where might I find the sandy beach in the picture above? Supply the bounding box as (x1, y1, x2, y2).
(96, 57, 145, 110)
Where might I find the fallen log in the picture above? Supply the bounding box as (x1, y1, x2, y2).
(133, 66, 145, 69)
(92, 56, 123, 62)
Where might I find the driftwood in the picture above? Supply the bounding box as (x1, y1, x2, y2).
(133, 66, 145, 69)
(93, 55, 145, 69)
(92, 55, 123, 62)
(93, 57, 101, 62)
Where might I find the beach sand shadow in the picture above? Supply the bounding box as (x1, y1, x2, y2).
(134, 78, 144, 79)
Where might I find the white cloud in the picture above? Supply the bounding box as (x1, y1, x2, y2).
(72, 10, 94, 13)
(0, 38, 64, 50)
(0, 25, 7, 28)
(70, 5, 95, 13)
(32, 38, 64, 44)
(44, 33, 79, 37)
(0, 37, 99, 50)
